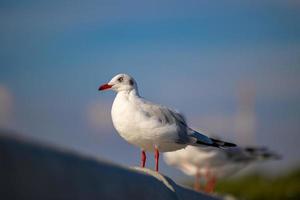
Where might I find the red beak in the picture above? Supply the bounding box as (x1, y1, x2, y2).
(98, 83, 112, 91)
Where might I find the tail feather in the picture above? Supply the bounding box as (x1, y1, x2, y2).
(189, 129, 236, 148)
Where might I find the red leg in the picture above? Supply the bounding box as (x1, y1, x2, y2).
(194, 169, 201, 191)
(141, 150, 146, 168)
(205, 169, 217, 193)
(208, 176, 217, 193)
(204, 169, 211, 193)
(155, 147, 159, 172)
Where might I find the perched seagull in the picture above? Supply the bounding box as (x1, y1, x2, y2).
(164, 145, 281, 192)
(98, 74, 236, 172)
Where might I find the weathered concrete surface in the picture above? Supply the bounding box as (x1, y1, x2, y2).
(0, 132, 220, 200)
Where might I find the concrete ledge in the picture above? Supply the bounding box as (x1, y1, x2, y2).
(0, 132, 220, 200)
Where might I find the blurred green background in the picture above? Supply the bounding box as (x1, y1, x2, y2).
(183, 166, 300, 200)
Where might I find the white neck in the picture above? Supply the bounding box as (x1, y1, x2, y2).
(117, 88, 140, 97)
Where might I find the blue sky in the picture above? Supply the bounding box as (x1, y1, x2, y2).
(1, 0, 300, 180)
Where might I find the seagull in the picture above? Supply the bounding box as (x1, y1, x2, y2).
(98, 73, 236, 172)
(164, 145, 281, 192)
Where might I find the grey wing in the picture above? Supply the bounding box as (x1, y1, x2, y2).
(139, 99, 191, 144)
(166, 108, 191, 144)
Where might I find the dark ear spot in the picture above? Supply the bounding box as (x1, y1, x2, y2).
(129, 79, 134, 85)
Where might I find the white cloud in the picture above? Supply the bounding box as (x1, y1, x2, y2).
(85, 99, 113, 133)
(190, 114, 235, 139)
(0, 85, 14, 128)
(190, 112, 257, 146)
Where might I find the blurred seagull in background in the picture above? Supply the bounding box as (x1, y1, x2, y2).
(98, 73, 236, 172)
(164, 145, 281, 192)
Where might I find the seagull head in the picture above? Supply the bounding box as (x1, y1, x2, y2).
(98, 74, 137, 93)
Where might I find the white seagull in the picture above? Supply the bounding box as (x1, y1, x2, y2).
(98, 74, 236, 172)
(164, 145, 280, 192)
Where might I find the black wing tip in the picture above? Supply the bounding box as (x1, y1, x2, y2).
(196, 138, 237, 148)
(263, 153, 282, 160)
(244, 146, 282, 160)
(210, 138, 237, 148)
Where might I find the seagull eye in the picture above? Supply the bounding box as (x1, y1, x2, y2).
(129, 79, 134, 85)
(118, 77, 124, 82)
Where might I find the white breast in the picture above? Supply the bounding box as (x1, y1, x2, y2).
(111, 92, 137, 140)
